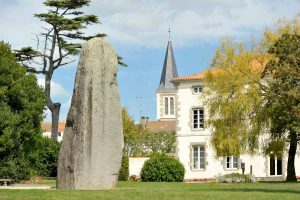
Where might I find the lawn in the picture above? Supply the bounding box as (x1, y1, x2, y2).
(0, 181, 299, 200)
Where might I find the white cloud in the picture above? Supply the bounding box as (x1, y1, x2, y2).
(88, 0, 300, 47)
(37, 78, 70, 97)
(0, 0, 299, 49)
(62, 97, 72, 108)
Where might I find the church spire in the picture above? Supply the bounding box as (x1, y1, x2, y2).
(157, 30, 178, 92)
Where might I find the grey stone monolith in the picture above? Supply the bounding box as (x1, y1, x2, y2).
(57, 37, 124, 190)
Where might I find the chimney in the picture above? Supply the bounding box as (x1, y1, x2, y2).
(140, 116, 149, 128)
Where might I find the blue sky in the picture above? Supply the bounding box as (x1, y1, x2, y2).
(0, 0, 299, 122)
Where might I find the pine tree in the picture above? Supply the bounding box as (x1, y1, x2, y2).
(15, 0, 106, 140)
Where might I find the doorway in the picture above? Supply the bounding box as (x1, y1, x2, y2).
(270, 155, 282, 176)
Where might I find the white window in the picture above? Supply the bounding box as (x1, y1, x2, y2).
(164, 97, 169, 115)
(226, 156, 238, 169)
(170, 97, 174, 115)
(164, 96, 175, 116)
(193, 145, 205, 170)
(193, 108, 204, 129)
(193, 86, 202, 94)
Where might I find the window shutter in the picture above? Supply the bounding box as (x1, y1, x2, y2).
(238, 158, 242, 169)
(222, 157, 226, 170)
(189, 145, 193, 170)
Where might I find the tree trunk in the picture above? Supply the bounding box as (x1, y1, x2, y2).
(51, 103, 61, 141)
(286, 131, 297, 182)
(45, 72, 61, 141)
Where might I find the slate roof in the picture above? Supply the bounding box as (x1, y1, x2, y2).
(157, 41, 178, 91)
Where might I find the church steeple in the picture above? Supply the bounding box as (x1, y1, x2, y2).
(157, 37, 178, 92)
(156, 30, 178, 120)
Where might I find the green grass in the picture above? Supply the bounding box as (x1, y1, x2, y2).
(0, 181, 299, 200)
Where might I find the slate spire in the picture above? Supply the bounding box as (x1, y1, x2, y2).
(157, 36, 178, 91)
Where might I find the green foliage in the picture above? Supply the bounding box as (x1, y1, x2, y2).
(263, 34, 300, 136)
(205, 17, 300, 181)
(122, 109, 176, 156)
(122, 108, 143, 156)
(263, 34, 300, 181)
(204, 17, 300, 158)
(31, 137, 60, 177)
(15, 0, 125, 72)
(16, 0, 107, 70)
(118, 155, 129, 181)
(141, 154, 185, 182)
(143, 131, 176, 155)
(0, 41, 46, 182)
(0, 157, 31, 183)
(123, 110, 174, 157)
(263, 15, 300, 49)
(44, 0, 92, 10)
(36, 0, 104, 54)
(204, 38, 266, 157)
(15, 0, 110, 141)
(264, 139, 285, 158)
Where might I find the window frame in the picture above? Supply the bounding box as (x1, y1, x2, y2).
(192, 108, 204, 130)
(164, 97, 169, 115)
(170, 97, 174, 115)
(192, 145, 205, 170)
(226, 156, 239, 170)
(192, 85, 203, 95)
(269, 155, 283, 176)
(163, 96, 175, 117)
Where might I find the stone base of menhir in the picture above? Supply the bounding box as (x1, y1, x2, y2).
(57, 37, 124, 190)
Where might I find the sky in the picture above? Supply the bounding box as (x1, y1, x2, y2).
(0, 0, 299, 122)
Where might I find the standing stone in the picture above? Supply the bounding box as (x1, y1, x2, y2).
(57, 37, 124, 190)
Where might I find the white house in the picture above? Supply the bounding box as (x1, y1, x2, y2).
(155, 38, 300, 181)
(41, 122, 65, 143)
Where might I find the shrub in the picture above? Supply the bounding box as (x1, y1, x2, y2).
(31, 137, 60, 177)
(118, 155, 129, 181)
(141, 154, 185, 182)
(215, 173, 257, 183)
(0, 41, 45, 182)
(0, 157, 31, 183)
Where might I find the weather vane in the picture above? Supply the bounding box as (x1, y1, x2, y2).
(168, 26, 171, 41)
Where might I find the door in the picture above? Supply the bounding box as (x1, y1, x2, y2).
(270, 155, 282, 176)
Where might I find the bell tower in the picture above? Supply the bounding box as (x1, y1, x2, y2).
(156, 30, 178, 121)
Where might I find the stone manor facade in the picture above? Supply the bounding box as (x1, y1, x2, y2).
(156, 39, 300, 181)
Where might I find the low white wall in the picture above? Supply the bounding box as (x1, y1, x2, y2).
(42, 131, 64, 143)
(129, 157, 149, 177)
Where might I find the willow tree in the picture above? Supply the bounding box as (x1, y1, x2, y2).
(204, 38, 267, 157)
(15, 0, 106, 140)
(204, 16, 300, 181)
